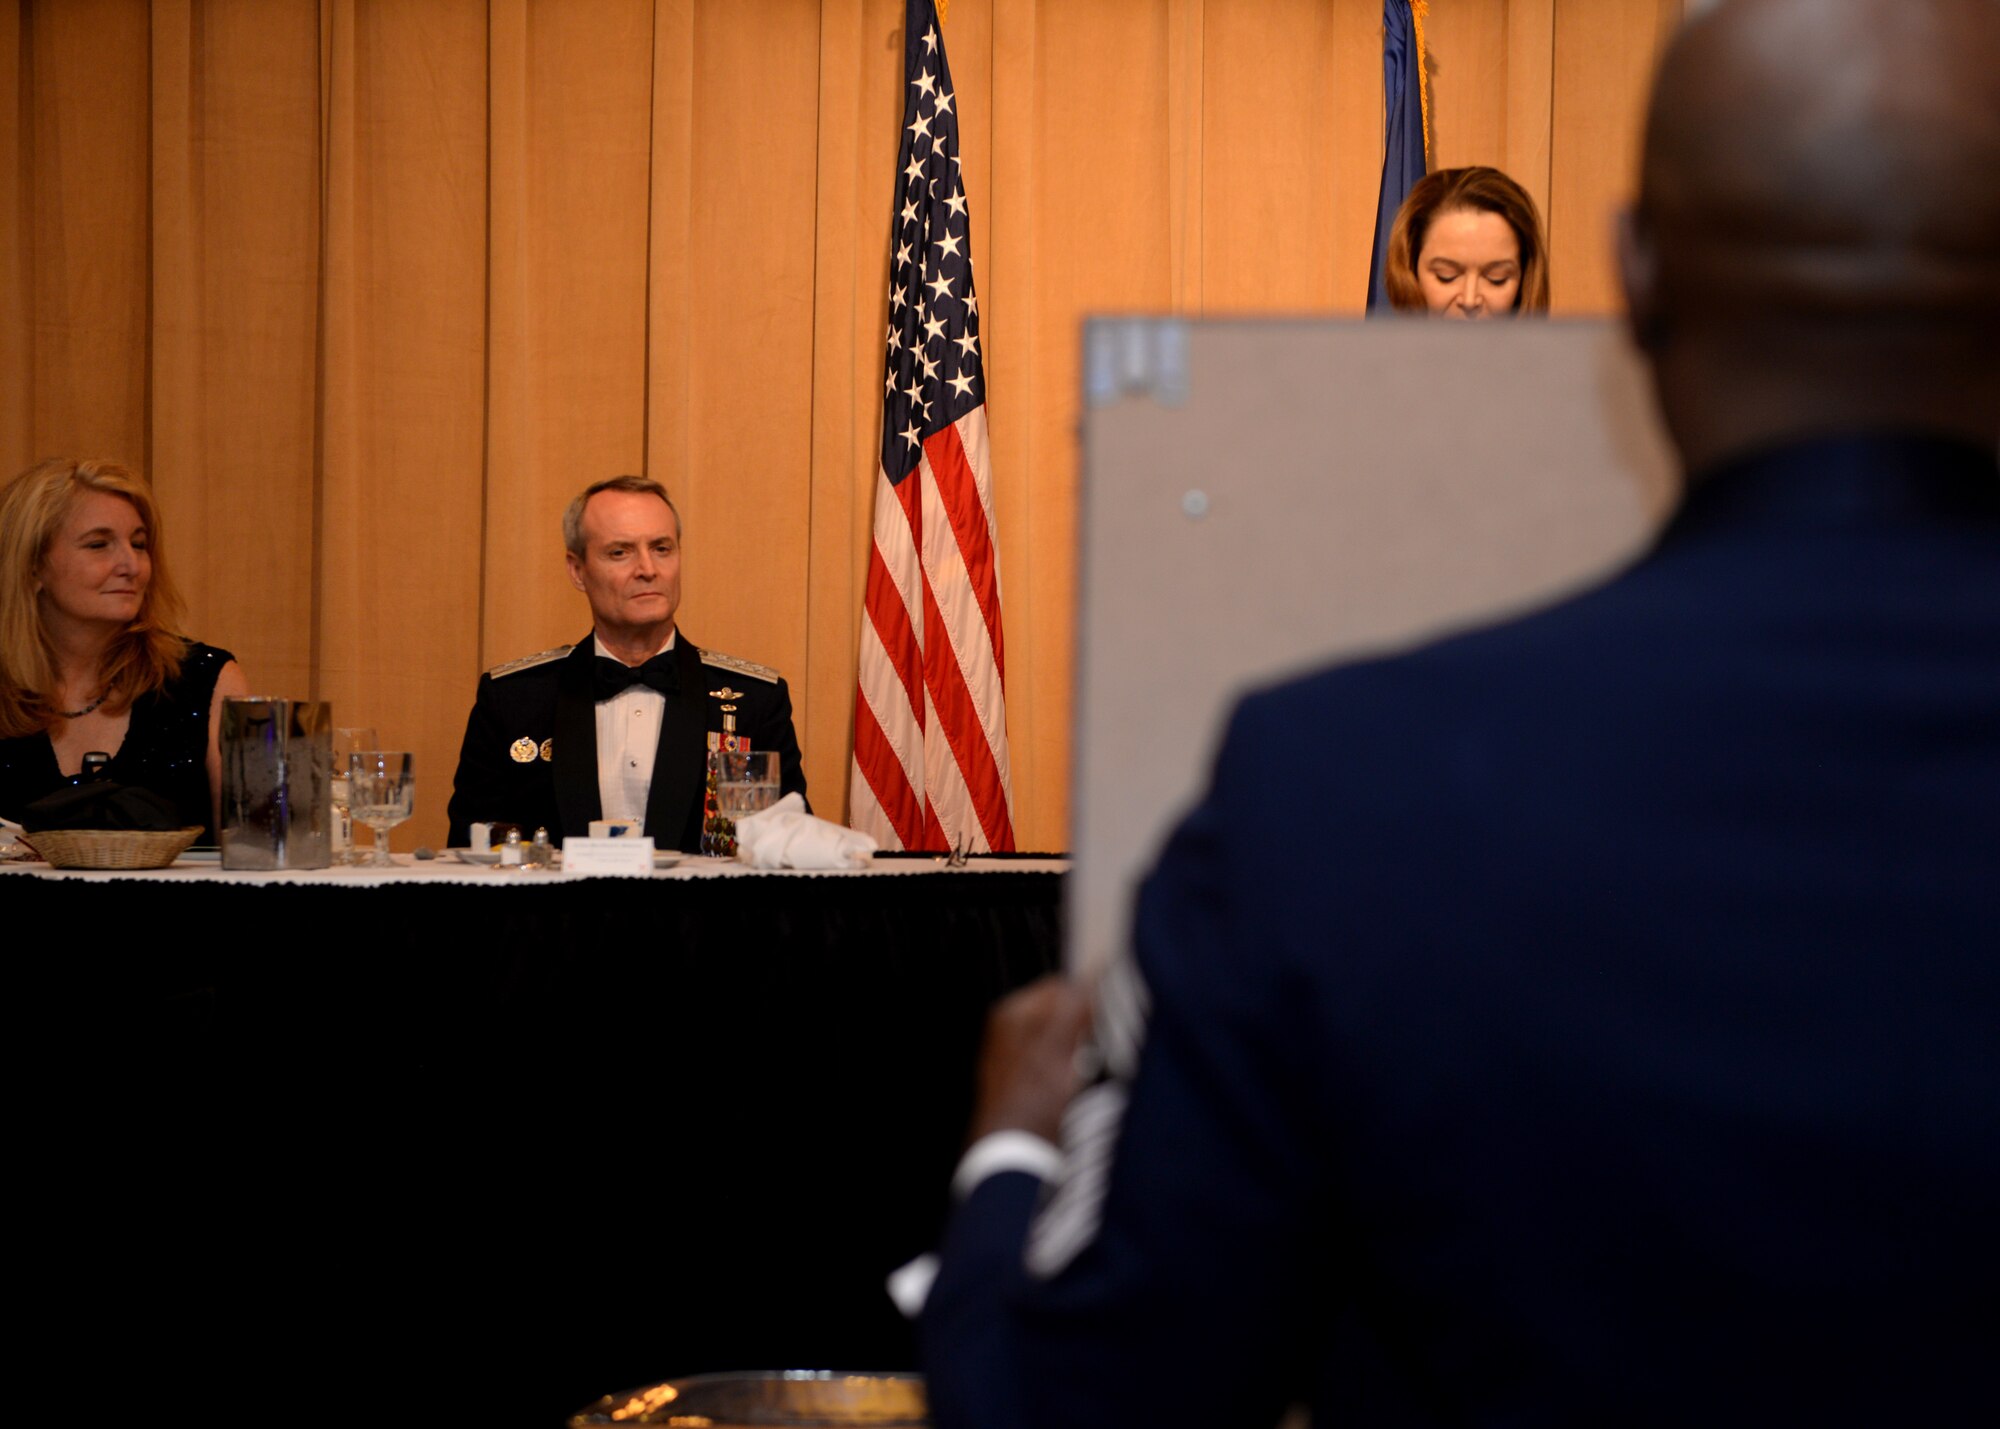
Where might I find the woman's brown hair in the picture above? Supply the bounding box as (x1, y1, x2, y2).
(1384, 166, 1551, 315)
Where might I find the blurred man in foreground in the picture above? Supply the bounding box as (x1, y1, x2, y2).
(923, 1, 2000, 1423)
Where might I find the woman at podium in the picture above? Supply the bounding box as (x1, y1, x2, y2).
(1384, 166, 1550, 320)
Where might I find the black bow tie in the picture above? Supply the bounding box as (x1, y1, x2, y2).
(594, 652, 679, 701)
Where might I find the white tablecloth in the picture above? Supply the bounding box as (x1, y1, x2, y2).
(0, 852, 1070, 887)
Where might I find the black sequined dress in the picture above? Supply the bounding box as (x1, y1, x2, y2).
(0, 642, 233, 843)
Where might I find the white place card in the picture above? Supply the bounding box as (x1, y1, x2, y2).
(561, 836, 656, 876)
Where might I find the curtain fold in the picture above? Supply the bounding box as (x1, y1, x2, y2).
(317, 0, 488, 799)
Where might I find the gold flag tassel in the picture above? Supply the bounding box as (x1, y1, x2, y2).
(1411, 0, 1434, 168)
(938, 0, 950, 23)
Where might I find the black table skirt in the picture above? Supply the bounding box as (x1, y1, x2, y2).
(17, 871, 1062, 1423)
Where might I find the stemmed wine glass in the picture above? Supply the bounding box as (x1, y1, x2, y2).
(347, 751, 414, 868)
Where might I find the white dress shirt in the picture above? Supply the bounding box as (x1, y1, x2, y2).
(884, 1130, 1063, 1318)
(593, 631, 677, 823)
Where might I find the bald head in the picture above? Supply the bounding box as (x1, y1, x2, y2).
(1625, 0, 2000, 467)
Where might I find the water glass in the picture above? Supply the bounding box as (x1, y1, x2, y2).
(348, 750, 415, 868)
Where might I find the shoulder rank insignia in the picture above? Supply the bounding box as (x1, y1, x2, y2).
(486, 644, 573, 679)
(510, 737, 538, 764)
(699, 648, 781, 684)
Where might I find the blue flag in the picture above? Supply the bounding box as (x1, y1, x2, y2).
(1366, 1, 1429, 312)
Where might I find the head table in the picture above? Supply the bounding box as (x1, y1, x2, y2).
(8, 853, 1064, 1423)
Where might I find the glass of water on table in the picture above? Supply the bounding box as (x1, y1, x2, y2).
(330, 726, 378, 864)
(347, 751, 415, 867)
(713, 750, 780, 852)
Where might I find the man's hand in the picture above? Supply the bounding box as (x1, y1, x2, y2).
(969, 975, 1094, 1146)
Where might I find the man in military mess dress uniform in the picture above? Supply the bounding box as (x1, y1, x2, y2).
(447, 475, 806, 851)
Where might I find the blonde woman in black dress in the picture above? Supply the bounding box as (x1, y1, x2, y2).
(0, 458, 248, 843)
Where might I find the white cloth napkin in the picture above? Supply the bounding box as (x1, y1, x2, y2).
(733, 793, 879, 870)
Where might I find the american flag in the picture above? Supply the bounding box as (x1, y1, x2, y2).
(849, 0, 1015, 853)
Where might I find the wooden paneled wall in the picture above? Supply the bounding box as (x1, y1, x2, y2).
(0, 0, 1684, 849)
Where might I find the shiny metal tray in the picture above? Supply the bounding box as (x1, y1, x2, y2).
(571, 1371, 928, 1427)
